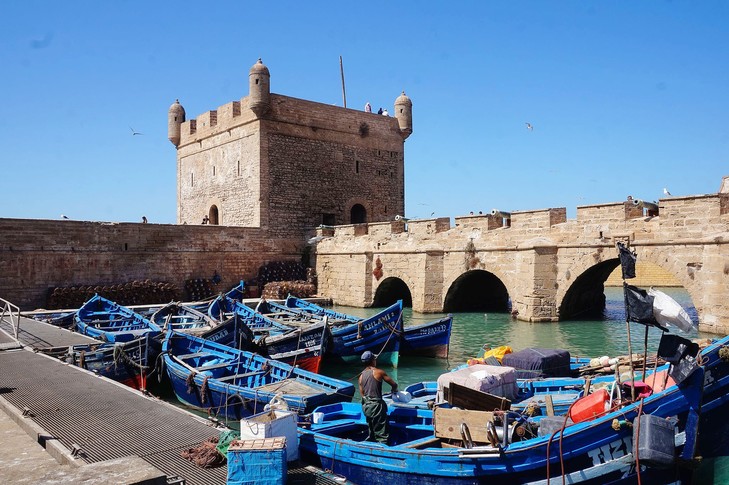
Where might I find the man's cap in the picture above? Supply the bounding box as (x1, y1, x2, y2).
(361, 350, 375, 363)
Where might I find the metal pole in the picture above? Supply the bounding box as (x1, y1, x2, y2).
(340, 56, 347, 108)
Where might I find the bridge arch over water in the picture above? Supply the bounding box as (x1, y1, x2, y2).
(373, 276, 412, 307)
(443, 269, 510, 313)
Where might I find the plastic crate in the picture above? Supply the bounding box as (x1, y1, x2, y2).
(227, 438, 286, 485)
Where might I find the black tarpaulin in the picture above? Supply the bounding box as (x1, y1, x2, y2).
(501, 348, 572, 379)
(624, 283, 667, 331)
(617, 241, 637, 279)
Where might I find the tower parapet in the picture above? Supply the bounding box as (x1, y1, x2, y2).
(248, 58, 271, 116)
(167, 99, 186, 146)
(394, 91, 412, 139)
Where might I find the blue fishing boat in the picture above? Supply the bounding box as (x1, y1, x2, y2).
(32, 310, 76, 328)
(207, 296, 330, 372)
(266, 297, 405, 367)
(150, 301, 218, 335)
(400, 314, 453, 358)
(74, 294, 161, 343)
(42, 334, 156, 390)
(162, 331, 354, 419)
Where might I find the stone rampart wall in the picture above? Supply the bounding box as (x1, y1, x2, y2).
(315, 193, 729, 333)
(0, 218, 301, 310)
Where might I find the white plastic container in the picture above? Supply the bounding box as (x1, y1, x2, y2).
(240, 410, 299, 461)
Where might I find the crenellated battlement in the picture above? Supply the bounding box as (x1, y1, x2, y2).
(316, 192, 728, 242)
(179, 98, 256, 147)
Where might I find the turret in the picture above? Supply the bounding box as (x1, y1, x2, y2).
(394, 91, 412, 139)
(167, 99, 186, 146)
(248, 58, 271, 116)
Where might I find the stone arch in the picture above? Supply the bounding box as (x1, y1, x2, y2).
(373, 276, 412, 307)
(558, 259, 620, 320)
(208, 205, 220, 225)
(350, 203, 367, 224)
(443, 269, 510, 312)
(557, 248, 701, 322)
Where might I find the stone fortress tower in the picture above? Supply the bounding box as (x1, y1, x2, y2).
(168, 58, 412, 247)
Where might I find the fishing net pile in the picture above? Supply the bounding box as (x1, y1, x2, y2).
(184, 278, 216, 301)
(262, 281, 316, 299)
(256, 261, 308, 287)
(46, 280, 179, 309)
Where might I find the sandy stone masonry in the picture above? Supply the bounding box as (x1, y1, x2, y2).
(170, 59, 411, 241)
(314, 178, 729, 335)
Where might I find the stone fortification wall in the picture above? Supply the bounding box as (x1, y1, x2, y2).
(314, 192, 729, 333)
(0, 218, 301, 311)
(261, 94, 405, 239)
(175, 90, 407, 242)
(604, 262, 680, 287)
(177, 99, 261, 226)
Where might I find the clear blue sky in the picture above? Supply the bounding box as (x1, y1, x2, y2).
(1, 1, 727, 223)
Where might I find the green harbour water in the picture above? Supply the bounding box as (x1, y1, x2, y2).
(320, 286, 707, 392)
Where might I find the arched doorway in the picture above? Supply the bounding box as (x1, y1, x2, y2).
(373, 277, 412, 307)
(444, 270, 510, 312)
(350, 204, 367, 224)
(208, 205, 219, 225)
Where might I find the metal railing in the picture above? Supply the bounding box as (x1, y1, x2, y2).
(0, 297, 21, 340)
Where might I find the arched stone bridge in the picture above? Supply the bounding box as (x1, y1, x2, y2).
(313, 188, 729, 335)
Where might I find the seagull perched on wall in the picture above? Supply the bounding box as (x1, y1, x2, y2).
(525, 122, 533, 131)
(61, 214, 69, 219)
(129, 126, 144, 136)
(663, 187, 672, 197)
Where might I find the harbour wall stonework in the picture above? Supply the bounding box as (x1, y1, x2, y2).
(0, 218, 301, 310)
(314, 191, 729, 334)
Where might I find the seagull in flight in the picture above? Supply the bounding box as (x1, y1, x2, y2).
(129, 126, 144, 136)
(663, 187, 672, 197)
(525, 122, 533, 131)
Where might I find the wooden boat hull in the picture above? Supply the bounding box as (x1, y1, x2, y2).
(401, 315, 453, 358)
(75, 294, 161, 343)
(150, 302, 218, 335)
(162, 331, 354, 420)
(201, 309, 329, 373)
(41, 335, 158, 391)
(327, 301, 403, 367)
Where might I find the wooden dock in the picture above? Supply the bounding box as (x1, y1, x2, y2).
(0, 313, 348, 484)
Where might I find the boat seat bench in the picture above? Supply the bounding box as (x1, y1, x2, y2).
(195, 361, 240, 371)
(177, 352, 213, 360)
(217, 370, 267, 382)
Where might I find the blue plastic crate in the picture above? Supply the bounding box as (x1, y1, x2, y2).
(227, 438, 287, 485)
